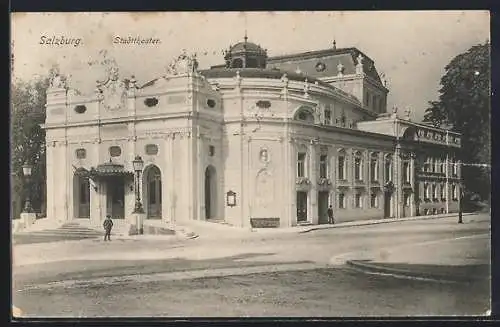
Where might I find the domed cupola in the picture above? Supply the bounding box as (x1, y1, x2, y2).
(223, 35, 268, 69)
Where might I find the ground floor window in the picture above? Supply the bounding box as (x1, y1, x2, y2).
(338, 193, 346, 209)
(404, 193, 411, 206)
(370, 192, 378, 208)
(355, 193, 362, 208)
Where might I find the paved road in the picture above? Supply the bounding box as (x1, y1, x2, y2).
(13, 214, 491, 317)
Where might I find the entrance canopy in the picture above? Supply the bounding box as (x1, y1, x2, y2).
(73, 160, 134, 180)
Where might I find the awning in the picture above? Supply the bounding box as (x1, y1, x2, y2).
(89, 161, 134, 179)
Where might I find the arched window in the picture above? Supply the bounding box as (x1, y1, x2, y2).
(384, 154, 393, 182)
(294, 107, 315, 123)
(370, 153, 379, 182)
(354, 151, 363, 181)
(232, 58, 243, 68)
(337, 149, 346, 180)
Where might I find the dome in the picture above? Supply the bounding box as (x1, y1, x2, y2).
(224, 37, 268, 69)
(229, 41, 266, 54)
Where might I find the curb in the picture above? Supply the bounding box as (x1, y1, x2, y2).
(345, 259, 489, 283)
(299, 213, 477, 233)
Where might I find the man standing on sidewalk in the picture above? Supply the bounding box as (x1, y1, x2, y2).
(103, 215, 113, 241)
(328, 205, 335, 224)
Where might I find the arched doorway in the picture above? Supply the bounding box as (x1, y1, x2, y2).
(73, 172, 90, 218)
(143, 165, 162, 219)
(205, 165, 217, 220)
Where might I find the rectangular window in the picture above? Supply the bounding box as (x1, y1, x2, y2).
(370, 158, 378, 181)
(404, 193, 411, 206)
(432, 184, 438, 200)
(324, 109, 332, 125)
(338, 156, 345, 180)
(370, 192, 378, 208)
(403, 162, 410, 183)
(319, 154, 328, 178)
(424, 184, 430, 200)
(338, 193, 345, 209)
(452, 163, 458, 176)
(355, 193, 362, 208)
(440, 184, 445, 200)
(385, 160, 392, 181)
(354, 157, 363, 181)
(452, 185, 458, 200)
(297, 152, 306, 178)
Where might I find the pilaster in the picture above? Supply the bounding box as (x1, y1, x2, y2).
(394, 143, 402, 219)
(309, 139, 318, 224)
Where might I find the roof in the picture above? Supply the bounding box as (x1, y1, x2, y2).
(74, 162, 134, 178)
(267, 47, 382, 83)
(199, 67, 362, 105)
(229, 41, 266, 54)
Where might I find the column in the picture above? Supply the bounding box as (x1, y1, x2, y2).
(309, 140, 318, 224)
(410, 152, 416, 216)
(394, 144, 402, 219)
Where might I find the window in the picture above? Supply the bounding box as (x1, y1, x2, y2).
(385, 155, 393, 181)
(452, 163, 458, 176)
(296, 108, 315, 123)
(370, 153, 378, 182)
(338, 152, 346, 180)
(324, 109, 332, 125)
(109, 146, 122, 157)
(423, 208, 429, 215)
(144, 97, 159, 107)
(404, 193, 411, 206)
(74, 105, 87, 114)
(440, 208, 446, 214)
(423, 157, 430, 172)
(434, 159, 440, 173)
(440, 184, 445, 200)
(206, 99, 216, 108)
(430, 158, 435, 172)
(297, 152, 306, 178)
(338, 193, 346, 209)
(355, 193, 362, 208)
(145, 144, 159, 155)
(208, 145, 215, 157)
(402, 162, 410, 183)
(354, 152, 363, 181)
(365, 92, 370, 107)
(370, 192, 378, 208)
(75, 148, 86, 159)
(440, 161, 445, 174)
(319, 154, 328, 178)
(432, 184, 438, 200)
(452, 184, 458, 200)
(424, 183, 430, 200)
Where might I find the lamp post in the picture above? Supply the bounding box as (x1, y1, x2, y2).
(22, 162, 33, 213)
(132, 155, 145, 235)
(132, 155, 144, 214)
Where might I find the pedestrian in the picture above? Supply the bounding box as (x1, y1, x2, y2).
(327, 205, 335, 224)
(103, 214, 113, 241)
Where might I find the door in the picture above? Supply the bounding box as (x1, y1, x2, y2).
(77, 177, 90, 218)
(318, 191, 329, 224)
(147, 173, 162, 219)
(296, 191, 308, 222)
(107, 177, 125, 219)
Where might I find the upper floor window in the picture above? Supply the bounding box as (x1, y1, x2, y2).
(452, 184, 459, 200)
(384, 154, 393, 182)
(452, 162, 458, 176)
(424, 183, 430, 200)
(297, 152, 306, 178)
(208, 145, 215, 157)
(434, 159, 441, 173)
(109, 146, 122, 157)
(319, 154, 328, 179)
(294, 107, 315, 123)
(324, 109, 332, 125)
(338, 150, 346, 180)
(402, 162, 410, 183)
(370, 153, 379, 182)
(354, 151, 363, 181)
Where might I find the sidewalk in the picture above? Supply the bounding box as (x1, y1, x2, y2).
(344, 232, 490, 283)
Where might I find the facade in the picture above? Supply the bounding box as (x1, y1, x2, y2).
(42, 38, 462, 229)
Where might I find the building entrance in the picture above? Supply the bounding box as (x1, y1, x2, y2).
(296, 191, 308, 222)
(318, 191, 329, 224)
(106, 177, 125, 219)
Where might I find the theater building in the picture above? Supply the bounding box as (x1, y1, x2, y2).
(42, 38, 461, 229)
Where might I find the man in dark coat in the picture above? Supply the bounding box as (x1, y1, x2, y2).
(103, 215, 113, 241)
(327, 205, 335, 224)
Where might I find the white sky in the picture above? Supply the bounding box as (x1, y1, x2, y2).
(11, 11, 490, 121)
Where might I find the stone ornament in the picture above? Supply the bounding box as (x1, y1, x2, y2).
(259, 148, 270, 164)
(166, 49, 199, 76)
(49, 73, 67, 89)
(97, 66, 127, 111)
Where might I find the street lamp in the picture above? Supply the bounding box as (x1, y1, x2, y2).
(22, 162, 33, 213)
(132, 155, 144, 214)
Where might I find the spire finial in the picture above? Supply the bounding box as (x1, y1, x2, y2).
(333, 39, 337, 49)
(244, 29, 248, 43)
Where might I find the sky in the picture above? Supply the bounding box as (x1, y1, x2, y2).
(11, 11, 490, 122)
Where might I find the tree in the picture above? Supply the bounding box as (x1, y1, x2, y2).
(10, 66, 58, 218)
(423, 42, 491, 206)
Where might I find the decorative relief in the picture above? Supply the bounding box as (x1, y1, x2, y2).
(256, 100, 271, 109)
(318, 177, 332, 186)
(96, 66, 127, 112)
(166, 50, 199, 75)
(295, 177, 311, 185)
(259, 148, 270, 164)
(75, 148, 86, 159)
(145, 144, 158, 155)
(49, 73, 67, 89)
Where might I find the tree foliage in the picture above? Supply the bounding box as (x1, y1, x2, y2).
(11, 66, 59, 217)
(423, 42, 491, 204)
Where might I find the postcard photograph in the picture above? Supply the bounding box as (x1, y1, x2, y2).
(10, 11, 491, 318)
